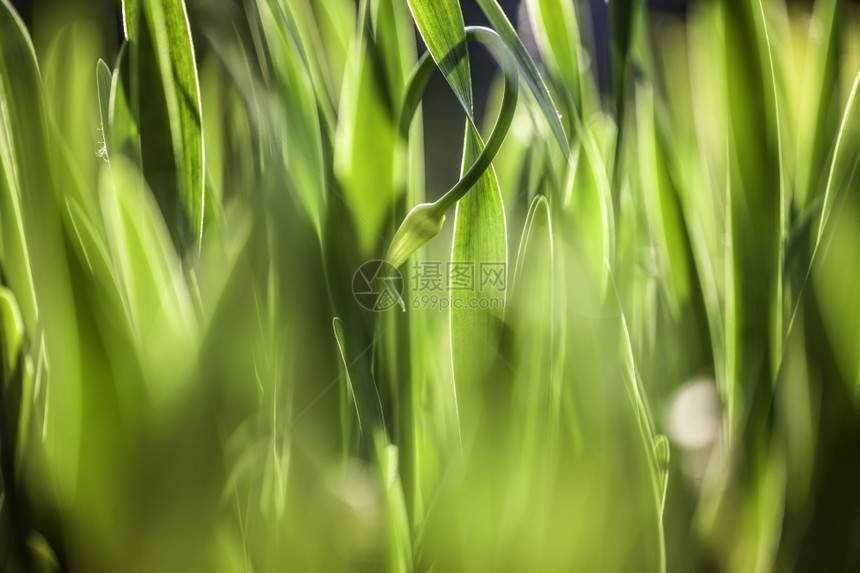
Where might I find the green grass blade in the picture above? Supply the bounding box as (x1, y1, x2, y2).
(0, 0, 83, 503)
(525, 0, 582, 111)
(388, 27, 519, 267)
(333, 0, 409, 255)
(258, 0, 326, 236)
(0, 286, 23, 377)
(509, 195, 557, 438)
(99, 157, 199, 404)
(108, 42, 142, 167)
(406, 0, 473, 116)
(816, 71, 860, 251)
(475, 0, 570, 157)
(0, 0, 42, 332)
(138, 0, 205, 250)
(634, 81, 690, 315)
(333, 316, 362, 445)
(450, 122, 507, 409)
(121, 0, 138, 40)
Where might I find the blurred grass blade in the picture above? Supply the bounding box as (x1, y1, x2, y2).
(100, 158, 199, 404)
(634, 81, 690, 315)
(0, 286, 23, 377)
(525, 0, 583, 112)
(509, 196, 558, 438)
(0, 0, 40, 331)
(374, 433, 413, 572)
(609, 0, 640, 122)
(334, 0, 410, 255)
(333, 317, 362, 444)
(406, 0, 473, 116)
(0, 0, 83, 503)
(258, 0, 326, 236)
(816, 71, 860, 251)
(653, 434, 670, 518)
(108, 42, 142, 167)
(475, 0, 570, 157)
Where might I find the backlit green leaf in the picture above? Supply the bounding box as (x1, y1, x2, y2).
(475, 0, 570, 157)
(450, 123, 507, 403)
(406, 0, 473, 116)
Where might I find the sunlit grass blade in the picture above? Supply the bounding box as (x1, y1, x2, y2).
(793, 0, 841, 209)
(406, 0, 473, 116)
(99, 157, 199, 404)
(132, 0, 206, 251)
(0, 286, 23, 377)
(257, 0, 327, 236)
(634, 80, 690, 316)
(108, 42, 142, 167)
(815, 70, 860, 252)
(333, 316, 362, 447)
(450, 122, 507, 411)
(333, 0, 407, 255)
(0, 0, 41, 331)
(525, 0, 582, 107)
(374, 431, 413, 572)
(475, 0, 570, 158)
(508, 195, 557, 441)
(0, 0, 83, 503)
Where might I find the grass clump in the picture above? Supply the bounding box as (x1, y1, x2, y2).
(1, 0, 860, 571)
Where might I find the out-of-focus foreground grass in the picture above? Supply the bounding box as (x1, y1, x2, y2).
(1, 0, 860, 571)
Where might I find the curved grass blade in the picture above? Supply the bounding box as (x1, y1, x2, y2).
(387, 27, 519, 268)
(509, 196, 558, 441)
(333, 317, 362, 446)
